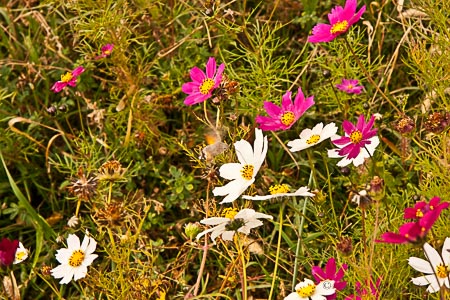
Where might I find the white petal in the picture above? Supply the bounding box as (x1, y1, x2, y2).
(221, 230, 235, 241)
(218, 163, 244, 180)
(214, 178, 254, 204)
(408, 257, 434, 274)
(441, 237, 450, 266)
(73, 265, 88, 281)
(239, 220, 263, 234)
(299, 127, 315, 139)
(210, 224, 227, 242)
(55, 248, 72, 264)
(287, 138, 309, 152)
(195, 227, 217, 241)
(59, 268, 76, 284)
(284, 292, 302, 300)
(66, 234, 81, 250)
(51, 264, 69, 279)
(234, 140, 254, 165)
(315, 280, 336, 296)
(411, 274, 440, 293)
(423, 242, 443, 270)
(85, 237, 97, 255)
(80, 234, 89, 251)
(200, 217, 229, 226)
(82, 253, 98, 267)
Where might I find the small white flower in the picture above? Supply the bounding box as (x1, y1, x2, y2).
(67, 215, 79, 228)
(373, 113, 383, 120)
(51, 234, 98, 284)
(284, 279, 335, 300)
(196, 208, 273, 243)
(13, 242, 29, 264)
(213, 128, 268, 203)
(327, 136, 379, 167)
(288, 122, 338, 152)
(242, 185, 314, 201)
(408, 237, 450, 293)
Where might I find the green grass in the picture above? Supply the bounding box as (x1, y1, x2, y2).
(1, 0, 450, 299)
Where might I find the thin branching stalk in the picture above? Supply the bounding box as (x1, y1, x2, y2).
(268, 201, 285, 300)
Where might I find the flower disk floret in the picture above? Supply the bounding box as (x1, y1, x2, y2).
(256, 87, 315, 131)
(288, 122, 338, 152)
(308, 0, 366, 43)
(212, 128, 268, 203)
(51, 66, 85, 93)
(182, 57, 225, 106)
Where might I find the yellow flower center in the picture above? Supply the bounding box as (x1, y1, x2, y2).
(306, 134, 321, 145)
(296, 282, 316, 297)
(104, 50, 111, 55)
(199, 78, 215, 95)
(60, 72, 73, 83)
(240, 164, 254, 180)
(436, 264, 449, 278)
(222, 208, 238, 219)
(350, 130, 363, 144)
(269, 184, 290, 195)
(15, 251, 27, 261)
(330, 20, 349, 34)
(68, 250, 85, 267)
(347, 84, 354, 89)
(416, 209, 424, 218)
(280, 111, 295, 126)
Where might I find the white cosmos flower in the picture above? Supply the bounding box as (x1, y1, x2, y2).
(284, 279, 335, 300)
(196, 208, 273, 243)
(13, 242, 29, 264)
(408, 237, 450, 293)
(327, 136, 379, 167)
(213, 128, 268, 204)
(51, 234, 98, 284)
(242, 185, 314, 201)
(287, 122, 338, 152)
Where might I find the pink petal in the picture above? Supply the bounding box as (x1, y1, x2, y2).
(213, 63, 226, 88)
(205, 57, 216, 78)
(71, 66, 85, 77)
(340, 0, 357, 21)
(308, 24, 335, 43)
(184, 93, 209, 106)
(190, 66, 206, 83)
(263, 101, 282, 118)
(281, 90, 293, 111)
(348, 5, 366, 26)
(328, 5, 345, 24)
(50, 82, 67, 93)
(342, 119, 357, 134)
(182, 82, 200, 94)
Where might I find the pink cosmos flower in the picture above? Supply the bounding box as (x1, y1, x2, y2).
(95, 44, 114, 59)
(308, 0, 366, 43)
(335, 79, 364, 94)
(255, 88, 315, 131)
(0, 238, 19, 267)
(312, 257, 348, 300)
(376, 208, 445, 244)
(331, 115, 378, 160)
(182, 57, 225, 106)
(403, 196, 449, 219)
(344, 277, 381, 300)
(50, 66, 85, 93)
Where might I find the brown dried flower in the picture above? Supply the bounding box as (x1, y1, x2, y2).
(336, 236, 353, 256)
(97, 160, 127, 182)
(67, 167, 98, 200)
(93, 201, 126, 226)
(424, 112, 450, 133)
(393, 115, 415, 134)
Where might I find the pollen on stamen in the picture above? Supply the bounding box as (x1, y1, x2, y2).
(269, 184, 290, 195)
(296, 283, 316, 297)
(240, 164, 254, 180)
(280, 111, 295, 126)
(306, 134, 321, 144)
(199, 78, 215, 95)
(61, 72, 73, 83)
(330, 20, 349, 34)
(349, 130, 363, 144)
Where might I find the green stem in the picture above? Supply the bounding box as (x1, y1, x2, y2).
(292, 197, 308, 289)
(268, 202, 284, 300)
(238, 237, 248, 300)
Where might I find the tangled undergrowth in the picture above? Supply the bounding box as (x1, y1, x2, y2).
(1, 0, 450, 299)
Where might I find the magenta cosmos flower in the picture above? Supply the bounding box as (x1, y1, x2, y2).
(335, 79, 363, 94)
(95, 44, 114, 59)
(255, 87, 315, 131)
(51, 66, 85, 93)
(182, 57, 225, 106)
(0, 238, 19, 267)
(345, 277, 381, 300)
(331, 115, 378, 159)
(312, 257, 348, 300)
(376, 207, 445, 244)
(404, 196, 449, 219)
(308, 0, 366, 43)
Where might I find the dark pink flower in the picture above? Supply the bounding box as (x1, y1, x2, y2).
(0, 238, 19, 267)
(308, 0, 366, 43)
(50, 66, 85, 93)
(335, 79, 363, 94)
(182, 57, 225, 106)
(376, 208, 444, 244)
(255, 87, 315, 131)
(404, 196, 449, 219)
(312, 257, 348, 299)
(95, 43, 114, 59)
(332, 115, 378, 159)
(344, 277, 381, 300)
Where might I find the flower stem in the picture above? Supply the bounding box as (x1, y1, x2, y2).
(268, 202, 285, 300)
(237, 237, 248, 300)
(342, 37, 401, 115)
(292, 197, 308, 289)
(107, 181, 113, 204)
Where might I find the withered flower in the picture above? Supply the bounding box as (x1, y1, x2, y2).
(424, 112, 450, 133)
(393, 115, 415, 134)
(369, 176, 384, 194)
(97, 160, 127, 182)
(67, 167, 98, 200)
(336, 236, 353, 256)
(93, 201, 126, 226)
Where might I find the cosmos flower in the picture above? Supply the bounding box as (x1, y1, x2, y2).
(288, 122, 338, 152)
(0, 238, 19, 267)
(195, 208, 273, 243)
(50, 66, 85, 93)
(308, 0, 366, 43)
(328, 115, 379, 167)
(335, 79, 364, 94)
(312, 258, 348, 300)
(95, 43, 114, 59)
(212, 128, 268, 204)
(344, 277, 381, 300)
(403, 196, 449, 220)
(255, 88, 315, 131)
(182, 57, 225, 106)
(13, 242, 29, 264)
(285, 279, 336, 300)
(242, 185, 314, 201)
(408, 238, 450, 293)
(51, 234, 98, 284)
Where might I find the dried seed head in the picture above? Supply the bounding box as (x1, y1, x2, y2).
(93, 201, 126, 226)
(393, 115, 415, 134)
(369, 176, 384, 194)
(336, 236, 353, 256)
(424, 112, 450, 133)
(97, 160, 127, 182)
(67, 168, 98, 200)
